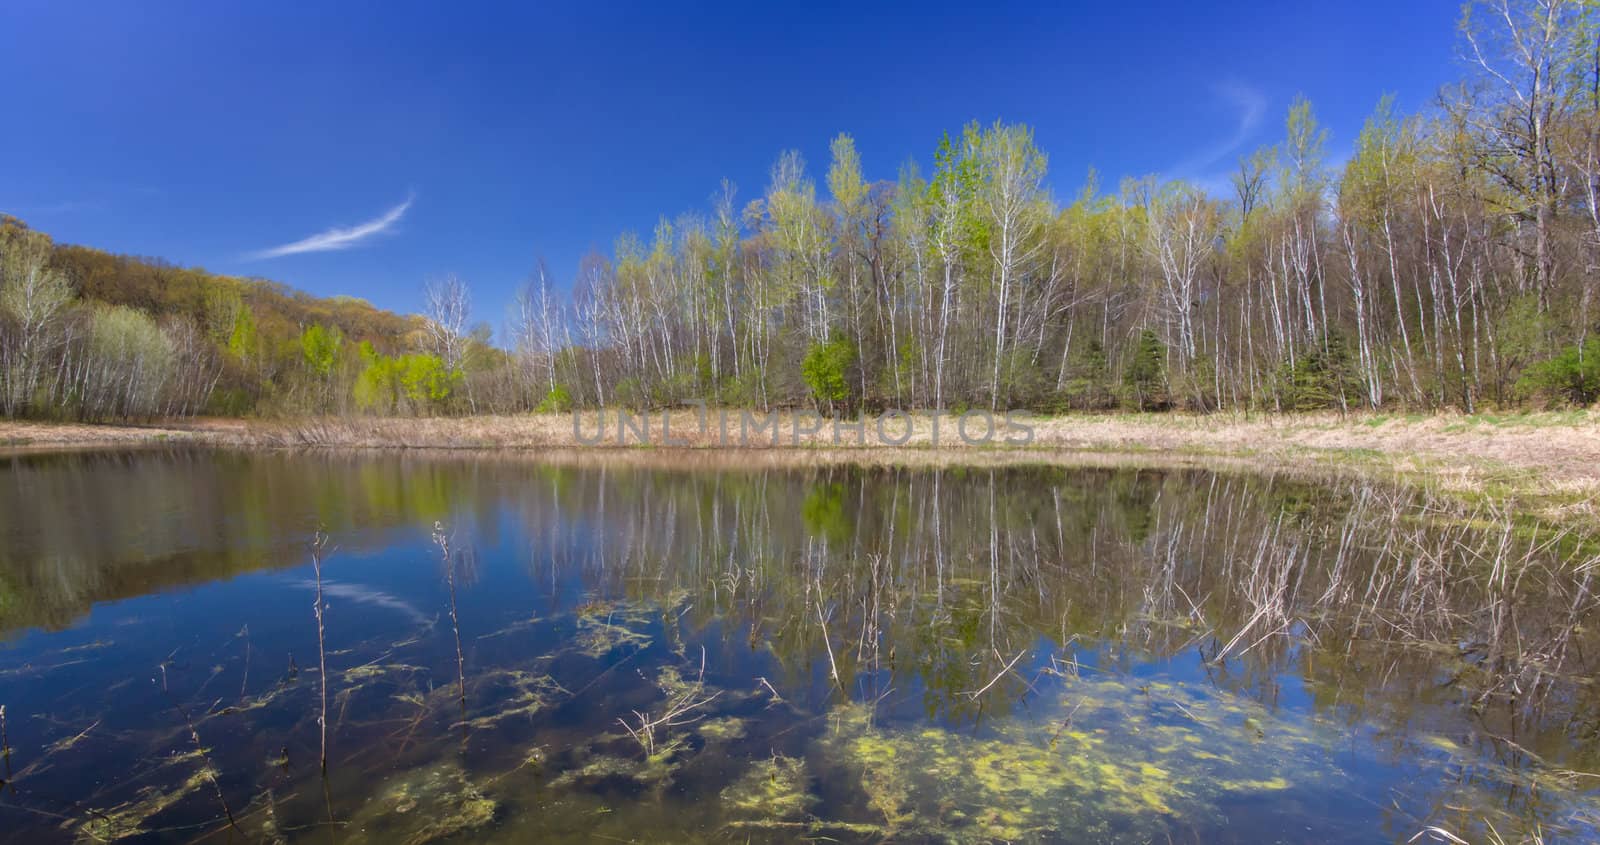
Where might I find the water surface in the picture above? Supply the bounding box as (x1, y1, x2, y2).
(1, 449, 1597, 843)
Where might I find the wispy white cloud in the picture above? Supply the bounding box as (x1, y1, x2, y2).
(1170, 82, 1267, 181)
(249, 193, 413, 259)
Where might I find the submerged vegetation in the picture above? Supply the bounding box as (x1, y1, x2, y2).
(817, 690, 1320, 842)
(0, 452, 1598, 842)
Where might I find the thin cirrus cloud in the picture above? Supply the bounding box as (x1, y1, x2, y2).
(1169, 82, 1267, 182)
(248, 193, 414, 260)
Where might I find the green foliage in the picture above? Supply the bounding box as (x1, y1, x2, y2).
(83, 305, 177, 418)
(612, 376, 646, 410)
(827, 133, 868, 217)
(718, 370, 767, 409)
(929, 126, 990, 257)
(300, 323, 343, 379)
(1341, 95, 1418, 226)
(802, 337, 856, 408)
(226, 305, 258, 362)
(1276, 334, 1363, 411)
(1059, 338, 1115, 411)
(0, 227, 72, 325)
(353, 341, 401, 412)
(535, 384, 573, 413)
(1174, 353, 1219, 411)
(207, 387, 254, 416)
(1282, 94, 1328, 199)
(1517, 337, 1600, 407)
(1122, 330, 1167, 411)
(650, 370, 699, 407)
(1496, 294, 1552, 377)
(353, 342, 455, 413)
(17, 223, 420, 418)
(202, 287, 244, 346)
(400, 353, 454, 406)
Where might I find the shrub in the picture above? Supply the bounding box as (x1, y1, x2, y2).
(1122, 330, 1167, 411)
(400, 353, 454, 407)
(1275, 333, 1362, 411)
(535, 384, 573, 413)
(1058, 338, 1115, 411)
(1518, 337, 1600, 406)
(802, 337, 856, 410)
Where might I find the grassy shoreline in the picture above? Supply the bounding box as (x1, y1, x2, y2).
(3, 410, 1598, 527)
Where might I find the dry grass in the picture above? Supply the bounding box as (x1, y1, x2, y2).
(3, 409, 1599, 525)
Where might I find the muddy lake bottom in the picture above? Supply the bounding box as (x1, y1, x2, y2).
(0, 449, 1597, 843)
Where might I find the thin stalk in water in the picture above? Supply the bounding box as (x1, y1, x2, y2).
(156, 664, 239, 835)
(433, 521, 467, 703)
(237, 624, 251, 702)
(1, 704, 12, 791)
(310, 530, 332, 772)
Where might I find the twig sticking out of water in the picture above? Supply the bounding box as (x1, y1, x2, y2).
(817, 604, 842, 690)
(620, 647, 720, 756)
(310, 531, 332, 773)
(814, 571, 844, 695)
(156, 665, 239, 835)
(1, 703, 12, 787)
(236, 625, 251, 702)
(962, 649, 1028, 700)
(433, 521, 467, 703)
(755, 676, 785, 708)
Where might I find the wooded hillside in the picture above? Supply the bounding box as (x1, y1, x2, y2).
(0, 215, 426, 418)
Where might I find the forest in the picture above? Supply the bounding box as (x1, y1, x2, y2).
(2, 0, 1598, 421)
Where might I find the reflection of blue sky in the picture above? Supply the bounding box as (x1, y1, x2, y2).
(288, 577, 429, 627)
(1, 455, 1591, 843)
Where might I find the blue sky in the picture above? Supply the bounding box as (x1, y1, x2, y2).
(1, 0, 1464, 325)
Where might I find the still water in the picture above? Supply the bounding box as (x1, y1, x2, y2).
(0, 449, 1597, 843)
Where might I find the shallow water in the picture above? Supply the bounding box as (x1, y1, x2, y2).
(0, 449, 1597, 843)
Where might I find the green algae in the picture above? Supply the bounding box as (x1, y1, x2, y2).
(813, 676, 1340, 843)
(343, 662, 425, 683)
(67, 757, 215, 843)
(548, 735, 688, 792)
(571, 604, 654, 658)
(720, 754, 815, 820)
(338, 761, 496, 845)
(451, 668, 567, 730)
(695, 715, 748, 742)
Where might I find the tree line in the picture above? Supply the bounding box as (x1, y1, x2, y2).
(0, 215, 441, 419)
(3, 0, 1598, 421)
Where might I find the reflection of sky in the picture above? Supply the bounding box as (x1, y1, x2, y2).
(286, 577, 429, 626)
(0, 452, 1594, 843)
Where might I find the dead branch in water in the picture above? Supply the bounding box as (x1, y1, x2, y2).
(1, 703, 11, 789)
(156, 664, 239, 835)
(620, 646, 720, 756)
(309, 531, 332, 773)
(432, 521, 468, 704)
(962, 649, 1029, 700)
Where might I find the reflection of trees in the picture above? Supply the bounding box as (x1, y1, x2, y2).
(4, 449, 1597, 781)
(506, 460, 1600, 777)
(0, 449, 493, 634)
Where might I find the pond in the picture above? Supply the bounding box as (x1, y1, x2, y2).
(0, 449, 1597, 844)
